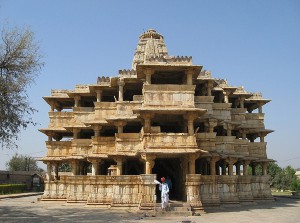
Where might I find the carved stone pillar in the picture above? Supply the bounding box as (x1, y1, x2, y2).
(91, 159, 100, 176)
(118, 78, 125, 102)
(114, 120, 127, 134)
(240, 96, 245, 109)
(226, 123, 232, 136)
(93, 126, 102, 137)
(141, 113, 154, 133)
(189, 154, 197, 174)
(186, 69, 193, 85)
(114, 157, 123, 175)
(262, 162, 268, 176)
(260, 133, 265, 142)
(236, 162, 241, 176)
(258, 101, 263, 113)
(144, 68, 154, 85)
(207, 119, 217, 133)
(46, 162, 52, 182)
(243, 160, 250, 176)
(71, 160, 78, 176)
(141, 154, 155, 174)
(96, 89, 102, 102)
(222, 161, 227, 175)
(53, 162, 59, 180)
(50, 101, 55, 112)
(208, 157, 220, 175)
(73, 129, 80, 139)
(227, 158, 237, 175)
(206, 81, 213, 96)
(74, 95, 81, 107)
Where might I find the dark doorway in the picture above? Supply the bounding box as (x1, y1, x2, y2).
(152, 158, 184, 202)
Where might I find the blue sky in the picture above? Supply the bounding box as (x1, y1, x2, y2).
(0, 0, 299, 170)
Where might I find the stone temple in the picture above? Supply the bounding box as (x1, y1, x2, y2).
(40, 29, 273, 212)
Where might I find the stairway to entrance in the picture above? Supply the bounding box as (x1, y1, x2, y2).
(154, 200, 194, 216)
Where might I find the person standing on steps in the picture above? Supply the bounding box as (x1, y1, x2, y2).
(159, 177, 169, 210)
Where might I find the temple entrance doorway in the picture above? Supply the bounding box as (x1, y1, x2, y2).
(152, 158, 184, 202)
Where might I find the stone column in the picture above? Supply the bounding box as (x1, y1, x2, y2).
(260, 133, 265, 142)
(206, 81, 213, 96)
(74, 95, 81, 107)
(208, 119, 218, 133)
(189, 154, 197, 174)
(243, 160, 250, 176)
(141, 154, 155, 174)
(118, 79, 125, 102)
(96, 89, 102, 102)
(184, 113, 197, 135)
(114, 157, 123, 175)
(224, 91, 230, 103)
(53, 162, 59, 180)
(50, 101, 55, 112)
(186, 69, 193, 85)
(226, 123, 232, 136)
(71, 160, 78, 176)
(262, 162, 268, 176)
(114, 121, 126, 134)
(48, 135, 53, 141)
(46, 162, 52, 182)
(210, 157, 220, 175)
(241, 130, 246, 140)
(142, 113, 153, 133)
(73, 129, 80, 139)
(222, 161, 227, 175)
(145, 69, 153, 85)
(240, 96, 245, 109)
(93, 126, 102, 137)
(91, 160, 100, 176)
(227, 158, 237, 175)
(236, 162, 241, 176)
(258, 101, 263, 113)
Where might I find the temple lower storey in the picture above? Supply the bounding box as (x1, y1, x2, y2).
(42, 174, 273, 211)
(39, 29, 274, 212)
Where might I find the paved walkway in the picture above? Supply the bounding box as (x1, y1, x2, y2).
(0, 194, 299, 223)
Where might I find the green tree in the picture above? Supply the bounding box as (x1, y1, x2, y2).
(0, 25, 43, 149)
(267, 162, 282, 187)
(6, 153, 44, 172)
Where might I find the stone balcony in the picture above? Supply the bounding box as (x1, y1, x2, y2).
(194, 96, 214, 115)
(212, 103, 231, 121)
(94, 102, 116, 120)
(71, 139, 93, 156)
(231, 108, 247, 123)
(73, 107, 95, 124)
(248, 142, 267, 158)
(115, 133, 142, 153)
(143, 133, 198, 153)
(92, 137, 116, 155)
(46, 141, 72, 157)
(245, 113, 265, 128)
(143, 84, 195, 108)
(49, 112, 74, 128)
(196, 132, 216, 152)
(215, 136, 236, 154)
(234, 139, 249, 156)
(116, 101, 142, 117)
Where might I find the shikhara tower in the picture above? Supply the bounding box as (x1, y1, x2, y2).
(40, 29, 273, 212)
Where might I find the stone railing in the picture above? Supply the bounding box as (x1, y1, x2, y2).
(194, 96, 214, 115)
(231, 108, 247, 123)
(234, 139, 249, 156)
(71, 139, 92, 156)
(94, 102, 116, 120)
(215, 136, 236, 154)
(49, 112, 74, 128)
(133, 95, 144, 101)
(46, 141, 72, 157)
(245, 113, 265, 128)
(115, 133, 142, 153)
(143, 84, 195, 107)
(212, 103, 231, 121)
(195, 133, 216, 152)
(73, 107, 95, 124)
(92, 137, 116, 155)
(248, 142, 267, 158)
(143, 133, 197, 150)
(118, 69, 137, 78)
(116, 101, 142, 117)
(74, 84, 90, 93)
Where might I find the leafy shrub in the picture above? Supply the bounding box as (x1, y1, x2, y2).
(0, 184, 27, 194)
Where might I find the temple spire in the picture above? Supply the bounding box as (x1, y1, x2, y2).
(132, 29, 168, 70)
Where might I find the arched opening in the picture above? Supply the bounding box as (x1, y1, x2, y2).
(152, 158, 184, 202)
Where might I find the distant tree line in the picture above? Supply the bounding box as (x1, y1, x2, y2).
(6, 153, 44, 173)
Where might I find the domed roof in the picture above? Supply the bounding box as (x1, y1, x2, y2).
(132, 29, 169, 70)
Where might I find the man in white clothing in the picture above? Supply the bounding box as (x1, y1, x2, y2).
(159, 177, 169, 210)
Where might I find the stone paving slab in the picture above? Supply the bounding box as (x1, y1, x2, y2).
(0, 195, 299, 223)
